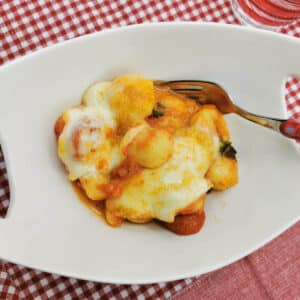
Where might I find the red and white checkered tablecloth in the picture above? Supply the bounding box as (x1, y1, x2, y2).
(1, 1, 300, 299)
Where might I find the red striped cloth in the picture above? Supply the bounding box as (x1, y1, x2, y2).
(0, 1, 299, 299)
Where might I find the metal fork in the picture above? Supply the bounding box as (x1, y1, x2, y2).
(154, 80, 300, 140)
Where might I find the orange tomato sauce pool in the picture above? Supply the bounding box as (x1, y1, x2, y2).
(72, 181, 104, 219)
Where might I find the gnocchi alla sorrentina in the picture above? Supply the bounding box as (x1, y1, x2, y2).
(55, 74, 238, 235)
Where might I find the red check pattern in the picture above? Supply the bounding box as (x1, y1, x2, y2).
(0, 1, 300, 299)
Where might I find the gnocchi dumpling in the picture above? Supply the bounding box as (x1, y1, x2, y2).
(109, 74, 155, 130)
(121, 124, 173, 169)
(206, 156, 238, 190)
(191, 105, 230, 141)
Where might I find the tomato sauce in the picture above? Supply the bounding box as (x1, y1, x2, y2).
(98, 158, 141, 199)
(72, 181, 105, 219)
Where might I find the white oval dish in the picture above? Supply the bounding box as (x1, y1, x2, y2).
(0, 23, 299, 284)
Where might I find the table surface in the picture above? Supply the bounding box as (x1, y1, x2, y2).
(0, 1, 300, 299)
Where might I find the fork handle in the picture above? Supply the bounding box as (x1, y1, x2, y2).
(235, 107, 300, 140)
(280, 119, 300, 140)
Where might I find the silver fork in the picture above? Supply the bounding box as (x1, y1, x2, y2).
(154, 80, 300, 141)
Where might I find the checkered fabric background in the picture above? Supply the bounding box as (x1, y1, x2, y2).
(0, 1, 300, 299)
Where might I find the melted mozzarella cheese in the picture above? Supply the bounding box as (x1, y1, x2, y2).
(82, 81, 115, 111)
(56, 75, 236, 221)
(58, 82, 122, 199)
(106, 136, 212, 222)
